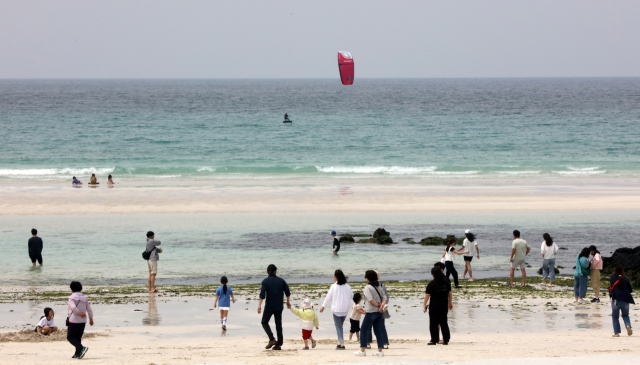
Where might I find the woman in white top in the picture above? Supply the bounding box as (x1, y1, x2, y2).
(320, 269, 354, 350)
(540, 233, 559, 287)
(458, 230, 479, 281)
(442, 237, 462, 288)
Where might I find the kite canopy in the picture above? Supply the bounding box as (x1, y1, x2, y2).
(338, 51, 354, 85)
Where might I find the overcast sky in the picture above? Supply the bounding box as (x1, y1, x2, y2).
(1, 0, 639, 78)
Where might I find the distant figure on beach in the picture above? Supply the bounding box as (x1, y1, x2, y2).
(35, 307, 57, 335)
(145, 231, 162, 293)
(72, 176, 82, 186)
(541, 233, 559, 287)
(258, 264, 291, 350)
(442, 237, 461, 288)
(510, 230, 530, 286)
(424, 267, 453, 345)
(284, 113, 290, 121)
(89, 173, 99, 185)
(107, 174, 116, 185)
(459, 230, 479, 281)
(589, 245, 602, 303)
(574, 247, 591, 303)
(290, 298, 319, 350)
(609, 265, 634, 337)
(28, 228, 43, 267)
(214, 276, 235, 331)
(320, 269, 353, 350)
(67, 281, 93, 359)
(331, 231, 340, 255)
(355, 270, 387, 357)
(348, 293, 365, 342)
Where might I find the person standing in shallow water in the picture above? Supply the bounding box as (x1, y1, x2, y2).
(258, 264, 291, 350)
(510, 230, 530, 286)
(28, 228, 43, 267)
(146, 231, 162, 293)
(331, 231, 340, 255)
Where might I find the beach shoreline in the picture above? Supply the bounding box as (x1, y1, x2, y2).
(2, 180, 640, 215)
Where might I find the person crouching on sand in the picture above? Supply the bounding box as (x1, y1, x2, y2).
(214, 276, 235, 331)
(67, 281, 93, 359)
(35, 307, 57, 335)
(290, 298, 319, 350)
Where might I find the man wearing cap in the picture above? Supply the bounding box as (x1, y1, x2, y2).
(332, 231, 340, 255)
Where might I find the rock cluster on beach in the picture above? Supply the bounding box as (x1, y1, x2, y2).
(603, 246, 640, 287)
(338, 229, 393, 244)
(404, 235, 464, 246)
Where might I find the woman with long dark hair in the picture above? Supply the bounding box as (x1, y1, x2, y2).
(354, 270, 387, 357)
(320, 269, 353, 350)
(574, 247, 591, 303)
(459, 230, 479, 281)
(423, 267, 452, 345)
(214, 276, 235, 331)
(442, 237, 462, 288)
(610, 265, 634, 337)
(589, 245, 603, 303)
(541, 233, 559, 287)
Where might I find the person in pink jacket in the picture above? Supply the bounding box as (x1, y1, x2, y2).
(67, 281, 94, 359)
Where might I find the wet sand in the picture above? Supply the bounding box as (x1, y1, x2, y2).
(2, 180, 640, 215)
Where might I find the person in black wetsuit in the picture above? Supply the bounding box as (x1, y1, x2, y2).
(284, 113, 290, 122)
(331, 230, 340, 255)
(28, 228, 43, 266)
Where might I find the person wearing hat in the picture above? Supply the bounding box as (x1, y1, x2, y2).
(458, 230, 479, 281)
(332, 231, 340, 255)
(290, 298, 319, 350)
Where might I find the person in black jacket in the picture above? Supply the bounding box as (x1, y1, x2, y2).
(610, 265, 635, 337)
(28, 228, 43, 266)
(258, 264, 291, 350)
(332, 230, 340, 255)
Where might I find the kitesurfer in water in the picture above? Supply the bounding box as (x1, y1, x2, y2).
(284, 113, 290, 122)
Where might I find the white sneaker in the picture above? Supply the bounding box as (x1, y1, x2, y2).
(373, 351, 384, 357)
(354, 350, 366, 356)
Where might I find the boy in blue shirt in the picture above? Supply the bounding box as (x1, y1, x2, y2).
(214, 276, 235, 330)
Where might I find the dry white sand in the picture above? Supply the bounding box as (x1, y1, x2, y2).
(0, 327, 637, 365)
(2, 181, 640, 215)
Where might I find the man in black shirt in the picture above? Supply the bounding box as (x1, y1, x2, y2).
(258, 264, 291, 350)
(331, 230, 340, 254)
(28, 228, 43, 266)
(423, 267, 452, 345)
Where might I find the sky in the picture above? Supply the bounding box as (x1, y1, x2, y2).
(1, 0, 639, 78)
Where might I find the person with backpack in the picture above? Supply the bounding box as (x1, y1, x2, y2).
(574, 247, 591, 303)
(610, 265, 634, 337)
(67, 281, 93, 359)
(145, 231, 162, 293)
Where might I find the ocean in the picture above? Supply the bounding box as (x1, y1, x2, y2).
(1, 79, 640, 287)
(1, 78, 639, 182)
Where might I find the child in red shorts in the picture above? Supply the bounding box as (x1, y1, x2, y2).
(290, 298, 319, 350)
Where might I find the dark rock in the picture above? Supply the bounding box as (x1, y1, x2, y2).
(356, 228, 395, 244)
(415, 235, 464, 246)
(401, 238, 414, 242)
(339, 234, 355, 243)
(602, 246, 640, 288)
(373, 228, 390, 239)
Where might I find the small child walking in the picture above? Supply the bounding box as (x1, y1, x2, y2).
(35, 307, 58, 335)
(290, 298, 319, 350)
(348, 293, 365, 341)
(214, 276, 235, 331)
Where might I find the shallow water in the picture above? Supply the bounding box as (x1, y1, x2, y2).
(2, 211, 638, 286)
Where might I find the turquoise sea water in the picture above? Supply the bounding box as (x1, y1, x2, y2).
(1, 78, 639, 182)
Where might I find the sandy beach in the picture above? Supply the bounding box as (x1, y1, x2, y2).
(2, 180, 640, 215)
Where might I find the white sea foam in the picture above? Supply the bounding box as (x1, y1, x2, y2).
(316, 166, 437, 175)
(498, 170, 542, 175)
(0, 167, 114, 176)
(196, 167, 216, 172)
(554, 167, 606, 175)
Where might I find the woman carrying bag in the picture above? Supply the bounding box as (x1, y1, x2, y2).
(610, 265, 634, 337)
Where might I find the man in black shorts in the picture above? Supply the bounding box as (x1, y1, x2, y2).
(28, 228, 43, 266)
(331, 230, 340, 255)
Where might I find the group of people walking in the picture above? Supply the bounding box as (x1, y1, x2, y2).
(27, 227, 635, 359)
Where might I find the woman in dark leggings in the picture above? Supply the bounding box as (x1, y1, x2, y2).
(441, 237, 462, 288)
